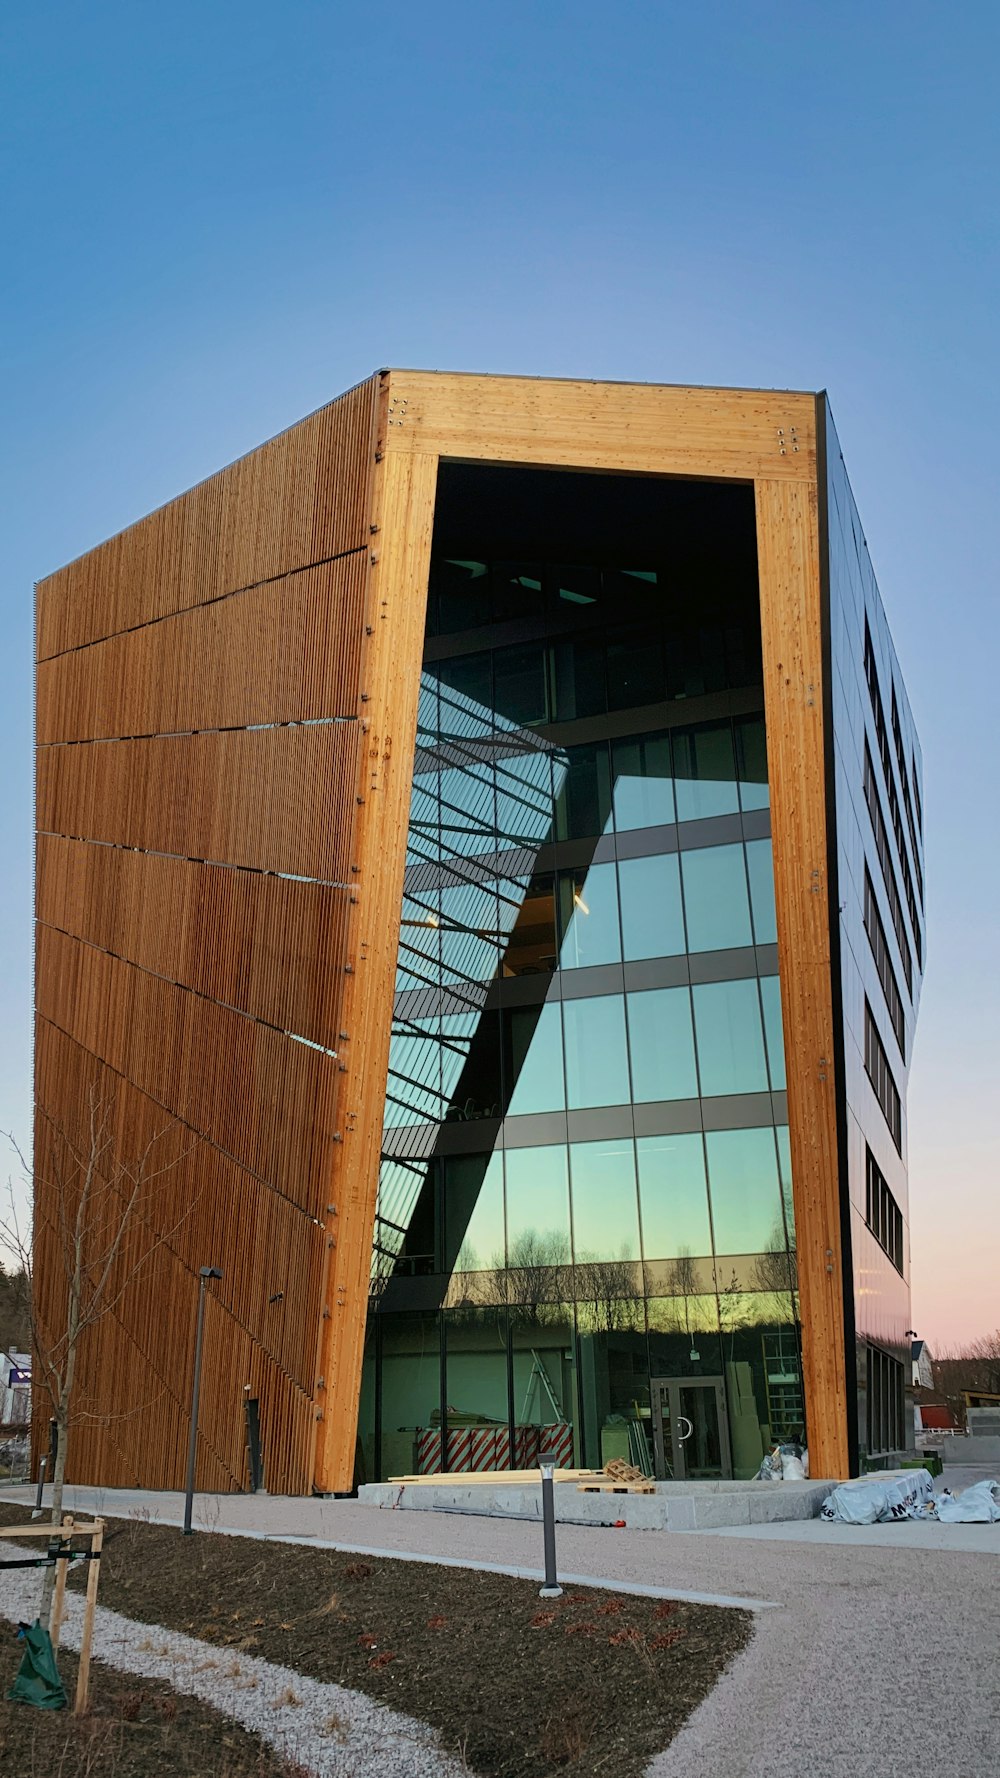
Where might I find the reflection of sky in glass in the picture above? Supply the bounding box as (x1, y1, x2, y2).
(559, 860, 621, 969)
(612, 732, 675, 829)
(681, 844, 753, 952)
(458, 1153, 505, 1271)
(736, 716, 770, 812)
(637, 1133, 713, 1260)
(626, 988, 698, 1102)
(505, 1147, 571, 1261)
(692, 978, 769, 1096)
(563, 997, 630, 1108)
(760, 976, 786, 1090)
(619, 852, 685, 959)
(569, 1140, 640, 1260)
(506, 1001, 565, 1114)
(706, 1127, 784, 1254)
(674, 724, 739, 822)
(746, 838, 777, 943)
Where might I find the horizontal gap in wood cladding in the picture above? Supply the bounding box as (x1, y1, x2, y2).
(314, 444, 439, 1492)
(36, 835, 353, 1053)
(36, 375, 380, 661)
(36, 550, 369, 745)
(36, 929, 342, 1216)
(383, 371, 818, 482)
(34, 1023, 322, 1491)
(34, 375, 389, 1497)
(37, 721, 361, 882)
(756, 474, 850, 1481)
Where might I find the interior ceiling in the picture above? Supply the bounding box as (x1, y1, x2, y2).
(432, 461, 759, 581)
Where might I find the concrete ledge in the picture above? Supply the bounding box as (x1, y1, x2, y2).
(359, 1481, 671, 1528)
(358, 1478, 831, 1531)
(945, 1437, 1000, 1465)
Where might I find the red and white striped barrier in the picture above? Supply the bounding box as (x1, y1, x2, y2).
(415, 1428, 443, 1473)
(539, 1421, 574, 1468)
(441, 1427, 472, 1472)
(414, 1421, 574, 1473)
(467, 1426, 499, 1472)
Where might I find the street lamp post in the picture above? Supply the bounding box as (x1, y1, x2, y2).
(183, 1267, 222, 1535)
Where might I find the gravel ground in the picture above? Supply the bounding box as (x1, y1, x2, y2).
(7, 1483, 1000, 1778)
(0, 1539, 464, 1778)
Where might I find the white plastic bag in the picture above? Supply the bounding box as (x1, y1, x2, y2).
(935, 1480, 1000, 1523)
(782, 1454, 806, 1482)
(821, 1467, 934, 1523)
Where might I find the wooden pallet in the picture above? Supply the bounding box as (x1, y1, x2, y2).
(576, 1480, 658, 1495)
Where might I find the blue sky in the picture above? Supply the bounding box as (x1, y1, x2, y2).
(2, 2, 997, 1343)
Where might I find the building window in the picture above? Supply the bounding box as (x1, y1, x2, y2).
(863, 743, 914, 990)
(865, 1147, 904, 1272)
(866, 1343, 905, 1456)
(863, 869, 906, 1057)
(864, 1001, 902, 1150)
(912, 753, 923, 838)
(891, 686, 922, 893)
(864, 621, 924, 941)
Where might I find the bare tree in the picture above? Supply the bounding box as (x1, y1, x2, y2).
(574, 1250, 643, 1334)
(751, 1214, 798, 1298)
(3, 1081, 199, 1611)
(659, 1248, 701, 1345)
(931, 1332, 1000, 1427)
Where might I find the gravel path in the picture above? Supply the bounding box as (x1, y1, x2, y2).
(6, 1484, 1000, 1777)
(0, 1539, 466, 1778)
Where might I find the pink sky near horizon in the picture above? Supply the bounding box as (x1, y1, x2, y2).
(908, 982, 998, 1354)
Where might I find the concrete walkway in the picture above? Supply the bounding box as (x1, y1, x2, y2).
(5, 1479, 1000, 1777)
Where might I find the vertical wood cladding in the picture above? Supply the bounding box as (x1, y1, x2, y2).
(33, 372, 412, 1494)
(755, 477, 850, 1480)
(313, 448, 439, 1491)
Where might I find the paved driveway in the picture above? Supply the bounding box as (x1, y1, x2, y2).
(6, 1479, 999, 1777)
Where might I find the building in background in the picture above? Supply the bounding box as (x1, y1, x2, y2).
(912, 1338, 934, 1391)
(0, 1351, 31, 1427)
(33, 372, 923, 1492)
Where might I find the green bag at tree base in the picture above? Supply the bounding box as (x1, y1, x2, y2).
(7, 1619, 67, 1710)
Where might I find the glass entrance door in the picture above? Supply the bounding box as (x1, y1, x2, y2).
(650, 1376, 732, 1479)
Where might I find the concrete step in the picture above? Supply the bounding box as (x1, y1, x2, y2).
(357, 1477, 832, 1530)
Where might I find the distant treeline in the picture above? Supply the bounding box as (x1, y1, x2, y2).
(0, 1263, 30, 1356)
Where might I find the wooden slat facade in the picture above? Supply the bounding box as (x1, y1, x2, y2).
(35, 369, 854, 1493)
(34, 372, 406, 1494)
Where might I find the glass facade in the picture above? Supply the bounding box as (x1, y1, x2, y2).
(358, 464, 803, 1485)
(824, 400, 924, 1463)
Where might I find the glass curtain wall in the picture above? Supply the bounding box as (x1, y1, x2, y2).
(824, 400, 923, 1462)
(358, 466, 803, 1484)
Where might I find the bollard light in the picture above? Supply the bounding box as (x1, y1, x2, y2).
(538, 1449, 563, 1599)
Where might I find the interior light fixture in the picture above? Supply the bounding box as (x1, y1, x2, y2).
(573, 892, 589, 915)
(425, 914, 439, 927)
